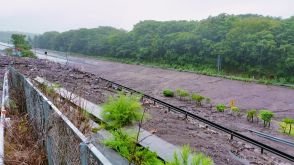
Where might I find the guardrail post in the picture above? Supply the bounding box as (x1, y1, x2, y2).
(153, 100, 156, 105)
(261, 148, 264, 154)
(168, 107, 170, 112)
(230, 134, 233, 140)
(80, 142, 88, 165)
(185, 112, 188, 119)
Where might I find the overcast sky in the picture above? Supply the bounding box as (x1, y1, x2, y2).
(0, 0, 293, 34)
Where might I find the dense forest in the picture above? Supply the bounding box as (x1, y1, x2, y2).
(34, 14, 294, 83)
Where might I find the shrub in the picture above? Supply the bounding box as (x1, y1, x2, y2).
(279, 122, 287, 133)
(281, 118, 294, 135)
(231, 106, 240, 115)
(216, 104, 226, 112)
(163, 89, 174, 97)
(167, 145, 213, 165)
(246, 109, 257, 122)
(191, 93, 205, 105)
(258, 110, 274, 127)
(176, 88, 189, 100)
(21, 49, 36, 58)
(4, 48, 12, 56)
(101, 93, 143, 129)
(103, 130, 163, 165)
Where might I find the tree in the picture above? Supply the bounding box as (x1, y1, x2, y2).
(282, 118, 294, 134)
(33, 14, 294, 83)
(259, 110, 274, 127)
(11, 34, 35, 58)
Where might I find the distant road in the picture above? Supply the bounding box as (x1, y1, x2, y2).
(35, 48, 294, 120)
(0, 42, 13, 50)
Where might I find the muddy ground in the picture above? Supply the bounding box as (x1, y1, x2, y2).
(36, 50, 294, 120)
(1, 55, 293, 165)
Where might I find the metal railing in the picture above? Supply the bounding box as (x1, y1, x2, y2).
(98, 77, 294, 162)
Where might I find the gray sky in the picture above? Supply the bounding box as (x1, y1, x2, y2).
(0, 0, 293, 34)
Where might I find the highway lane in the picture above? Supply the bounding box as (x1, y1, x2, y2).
(34, 49, 294, 119)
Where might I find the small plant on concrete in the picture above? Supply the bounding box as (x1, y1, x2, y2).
(39, 83, 61, 102)
(103, 130, 163, 165)
(163, 89, 175, 97)
(280, 118, 294, 135)
(167, 145, 213, 165)
(258, 110, 274, 127)
(216, 104, 226, 112)
(176, 88, 190, 100)
(246, 109, 257, 122)
(102, 93, 143, 129)
(191, 93, 205, 106)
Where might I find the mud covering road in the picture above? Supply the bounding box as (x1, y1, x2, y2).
(36, 50, 294, 120)
(35, 52, 294, 139)
(1, 55, 293, 164)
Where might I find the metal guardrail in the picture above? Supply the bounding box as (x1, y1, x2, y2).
(248, 129, 294, 147)
(98, 77, 294, 162)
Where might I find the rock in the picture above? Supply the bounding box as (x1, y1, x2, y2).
(208, 129, 218, 134)
(253, 148, 260, 153)
(186, 126, 194, 130)
(198, 124, 207, 129)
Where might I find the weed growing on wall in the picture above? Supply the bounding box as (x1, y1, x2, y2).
(102, 93, 143, 129)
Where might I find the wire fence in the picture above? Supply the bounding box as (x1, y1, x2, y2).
(0, 70, 9, 165)
(8, 67, 112, 165)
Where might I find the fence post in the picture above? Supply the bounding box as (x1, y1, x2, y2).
(46, 136, 54, 165)
(80, 142, 88, 165)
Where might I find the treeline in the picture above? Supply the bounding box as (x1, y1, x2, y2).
(34, 14, 294, 83)
(0, 31, 36, 43)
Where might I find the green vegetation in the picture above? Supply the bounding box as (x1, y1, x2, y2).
(101, 93, 164, 164)
(231, 106, 240, 115)
(10, 34, 36, 58)
(163, 89, 175, 97)
(258, 110, 274, 127)
(103, 130, 163, 165)
(246, 109, 257, 122)
(167, 145, 213, 165)
(191, 93, 205, 106)
(279, 118, 294, 135)
(176, 88, 189, 100)
(216, 104, 226, 112)
(35, 14, 294, 85)
(101, 93, 143, 129)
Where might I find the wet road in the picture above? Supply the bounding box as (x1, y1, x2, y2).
(36, 49, 294, 119)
